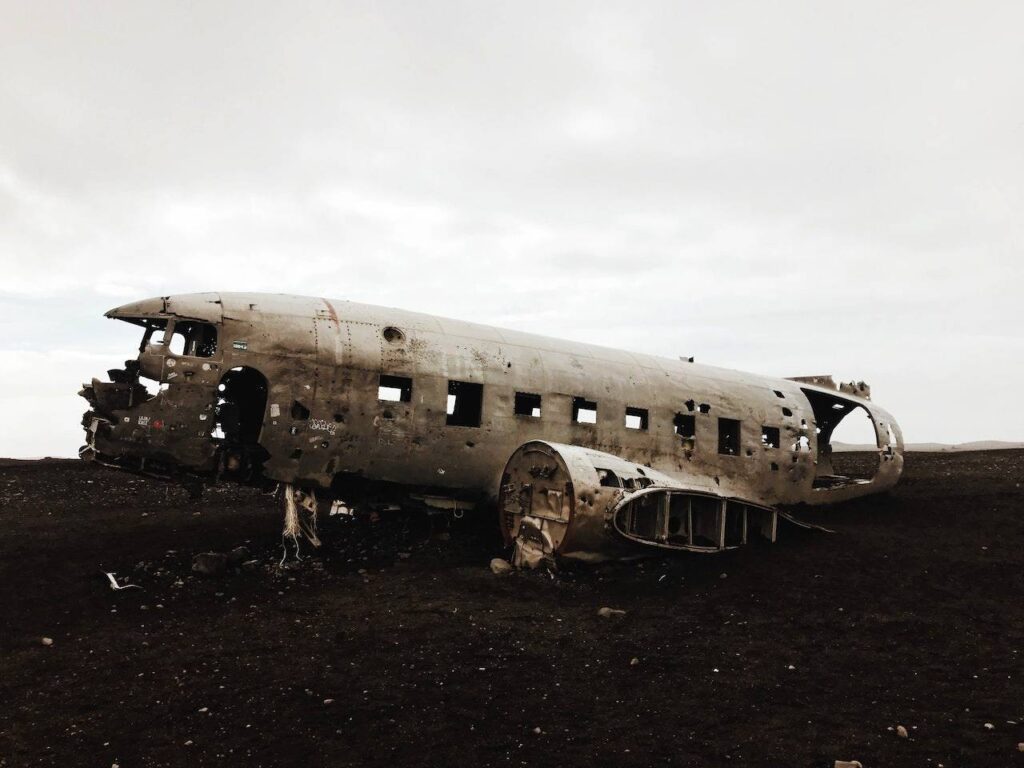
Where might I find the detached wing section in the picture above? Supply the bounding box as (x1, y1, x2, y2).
(498, 441, 779, 567)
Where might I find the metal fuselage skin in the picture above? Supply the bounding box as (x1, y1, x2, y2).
(81, 292, 904, 511)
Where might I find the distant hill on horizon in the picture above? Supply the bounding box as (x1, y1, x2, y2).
(833, 440, 1024, 452)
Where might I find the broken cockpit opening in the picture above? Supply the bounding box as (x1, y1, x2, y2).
(79, 318, 172, 417)
(110, 316, 220, 393)
(80, 310, 227, 478)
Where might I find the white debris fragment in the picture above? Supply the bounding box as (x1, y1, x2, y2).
(597, 607, 627, 618)
(630, 657, 639, 666)
(895, 725, 908, 738)
(489, 558, 514, 575)
(834, 761, 863, 768)
(1017, 742, 1024, 752)
(983, 722, 994, 730)
(41, 637, 53, 646)
(532, 726, 542, 734)
(104, 571, 142, 590)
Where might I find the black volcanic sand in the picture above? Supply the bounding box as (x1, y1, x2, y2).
(1, 452, 1022, 768)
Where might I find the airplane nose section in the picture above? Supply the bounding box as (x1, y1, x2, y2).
(105, 293, 223, 323)
(105, 296, 168, 320)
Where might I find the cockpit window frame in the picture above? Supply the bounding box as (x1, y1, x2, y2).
(166, 320, 219, 358)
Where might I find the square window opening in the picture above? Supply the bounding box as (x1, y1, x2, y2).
(718, 417, 741, 456)
(514, 392, 542, 418)
(625, 406, 648, 430)
(761, 426, 780, 448)
(572, 396, 597, 425)
(378, 374, 412, 403)
(446, 380, 483, 427)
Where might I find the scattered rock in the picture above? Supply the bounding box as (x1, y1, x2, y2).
(834, 761, 863, 768)
(226, 546, 251, 566)
(323, 698, 334, 705)
(192, 552, 228, 576)
(597, 607, 627, 618)
(489, 558, 514, 576)
(719, 573, 728, 579)
(896, 725, 908, 738)
(40, 637, 53, 647)
(532, 726, 542, 734)
(1017, 742, 1024, 752)
(630, 657, 639, 666)
(983, 722, 994, 730)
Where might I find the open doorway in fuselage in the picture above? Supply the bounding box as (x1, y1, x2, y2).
(214, 366, 270, 476)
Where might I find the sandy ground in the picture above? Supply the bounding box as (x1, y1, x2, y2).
(1, 451, 1022, 767)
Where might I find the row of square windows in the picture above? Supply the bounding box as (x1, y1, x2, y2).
(377, 374, 803, 455)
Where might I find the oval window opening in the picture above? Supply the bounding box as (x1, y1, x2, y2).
(382, 326, 405, 343)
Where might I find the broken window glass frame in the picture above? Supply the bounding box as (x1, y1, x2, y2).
(625, 406, 649, 430)
(446, 380, 483, 427)
(718, 417, 741, 455)
(572, 396, 597, 424)
(378, 374, 412, 402)
(514, 392, 542, 418)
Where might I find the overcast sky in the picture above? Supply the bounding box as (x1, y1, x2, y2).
(1, 0, 1022, 457)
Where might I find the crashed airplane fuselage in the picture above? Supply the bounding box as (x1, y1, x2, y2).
(80, 292, 904, 563)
